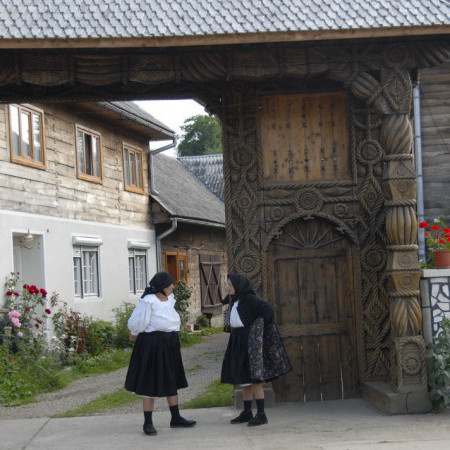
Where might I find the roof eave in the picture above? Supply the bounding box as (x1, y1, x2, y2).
(1, 26, 449, 50)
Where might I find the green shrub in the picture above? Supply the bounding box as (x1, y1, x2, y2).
(427, 319, 450, 411)
(195, 314, 209, 329)
(173, 281, 192, 328)
(112, 302, 136, 348)
(0, 341, 64, 406)
(86, 320, 115, 356)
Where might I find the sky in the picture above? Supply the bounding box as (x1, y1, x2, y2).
(135, 99, 206, 157)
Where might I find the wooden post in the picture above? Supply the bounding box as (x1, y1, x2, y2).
(380, 71, 427, 393)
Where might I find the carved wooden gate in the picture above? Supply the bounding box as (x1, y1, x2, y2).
(267, 218, 359, 402)
(0, 39, 448, 406)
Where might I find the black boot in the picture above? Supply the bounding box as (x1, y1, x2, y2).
(169, 404, 196, 428)
(248, 412, 268, 427)
(230, 410, 253, 424)
(248, 399, 268, 426)
(143, 411, 157, 435)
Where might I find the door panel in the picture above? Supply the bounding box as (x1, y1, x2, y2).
(267, 219, 359, 402)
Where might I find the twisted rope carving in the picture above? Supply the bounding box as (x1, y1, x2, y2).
(385, 199, 417, 207)
(387, 244, 418, 251)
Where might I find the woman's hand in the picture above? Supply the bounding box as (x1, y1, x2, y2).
(130, 334, 138, 342)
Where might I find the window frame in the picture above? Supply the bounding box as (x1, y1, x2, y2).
(128, 248, 148, 294)
(164, 251, 188, 283)
(122, 143, 145, 194)
(73, 245, 101, 298)
(75, 124, 103, 184)
(8, 104, 46, 169)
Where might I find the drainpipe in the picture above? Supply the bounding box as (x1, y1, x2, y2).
(148, 137, 177, 269)
(149, 138, 177, 196)
(413, 84, 426, 262)
(156, 218, 178, 271)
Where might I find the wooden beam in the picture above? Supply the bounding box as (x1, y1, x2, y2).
(0, 26, 448, 50)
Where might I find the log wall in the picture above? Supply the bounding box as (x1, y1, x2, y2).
(0, 103, 152, 228)
(420, 61, 450, 220)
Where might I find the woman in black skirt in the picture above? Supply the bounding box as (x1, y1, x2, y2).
(125, 271, 196, 436)
(221, 273, 276, 427)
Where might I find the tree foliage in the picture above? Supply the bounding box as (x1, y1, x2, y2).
(177, 114, 222, 157)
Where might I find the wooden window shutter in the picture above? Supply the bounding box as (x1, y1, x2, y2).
(199, 254, 223, 316)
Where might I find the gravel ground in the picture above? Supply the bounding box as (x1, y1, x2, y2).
(0, 332, 229, 419)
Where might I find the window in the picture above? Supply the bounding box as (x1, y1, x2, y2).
(165, 252, 188, 283)
(199, 254, 223, 315)
(128, 249, 148, 293)
(76, 125, 102, 182)
(9, 104, 45, 168)
(123, 144, 144, 193)
(73, 246, 100, 298)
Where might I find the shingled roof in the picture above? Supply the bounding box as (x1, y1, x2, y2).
(178, 154, 224, 201)
(101, 102, 175, 138)
(0, 1, 448, 45)
(151, 153, 225, 226)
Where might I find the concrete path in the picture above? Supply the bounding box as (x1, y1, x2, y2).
(2, 399, 450, 449)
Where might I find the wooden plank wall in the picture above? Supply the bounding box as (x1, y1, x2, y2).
(420, 62, 450, 220)
(0, 103, 151, 228)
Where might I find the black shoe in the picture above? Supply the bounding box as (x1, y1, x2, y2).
(143, 423, 157, 435)
(170, 417, 196, 428)
(230, 410, 253, 424)
(248, 412, 268, 427)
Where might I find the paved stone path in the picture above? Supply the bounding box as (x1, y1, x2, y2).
(0, 332, 229, 419)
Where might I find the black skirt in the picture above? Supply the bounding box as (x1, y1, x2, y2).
(221, 327, 252, 385)
(124, 331, 188, 397)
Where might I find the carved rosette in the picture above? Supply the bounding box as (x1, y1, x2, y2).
(393, 337, 427, 393)
(220, 88, 264, 293)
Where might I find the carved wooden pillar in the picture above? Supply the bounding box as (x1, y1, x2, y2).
(218, 86, 264, 294)
(380, 71, 427, 393)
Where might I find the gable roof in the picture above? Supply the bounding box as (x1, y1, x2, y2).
(73, 101, 175, 141)
(101, 102, 175, 138)
(151, 153, 225, 226)
(178, 154, 224, 201)
(0, 1, 449, 48)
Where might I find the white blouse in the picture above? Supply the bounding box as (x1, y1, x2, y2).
(230, 301, 244, 328)
(127, 293, 181, 335)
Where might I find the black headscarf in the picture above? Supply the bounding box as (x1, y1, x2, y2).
(141, 271, 174, 298)
(227, 273, 255, 299)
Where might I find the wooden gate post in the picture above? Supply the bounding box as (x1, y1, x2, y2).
(380, 71, 428, 396)
(218, 87, 264, 294)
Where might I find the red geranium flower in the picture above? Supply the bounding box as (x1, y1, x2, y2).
(425, 232, 430, 236)
(439, 239, 445, 244)
(45, 308, 51, 314)
(6, 291, 13, 296)
(14, 292, 19, 296)
(419, 222, 429, 228)
(40, 288, 47, 297)
(431, 225, 440, 231)
(35, 324, 39, 329)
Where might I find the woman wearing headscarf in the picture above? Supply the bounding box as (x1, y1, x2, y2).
(221, 273, 291, 427)
(125, 271, 196, 436)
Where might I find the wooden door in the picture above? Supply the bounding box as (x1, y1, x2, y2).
(267, 218, 359, 402)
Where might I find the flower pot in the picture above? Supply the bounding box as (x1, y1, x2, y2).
(433, 250, 450, 269)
